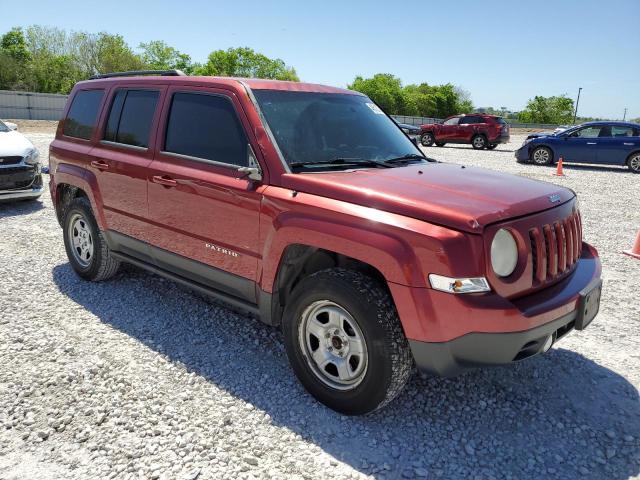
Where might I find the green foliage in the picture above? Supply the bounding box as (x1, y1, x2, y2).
(1, 27, 31, 63)
(348, 74, 411, 114)
(195, 47, 299, 81)
(518, 95, 575, 124)
(348, 74, 473, 118)
(139, 40, 193, 74)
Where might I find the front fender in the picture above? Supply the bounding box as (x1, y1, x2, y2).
(259, 211, 421, 292)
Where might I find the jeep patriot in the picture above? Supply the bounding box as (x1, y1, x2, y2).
(50, 70, 602, 415)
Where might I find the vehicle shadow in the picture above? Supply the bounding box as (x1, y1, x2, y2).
(0, 197, 45, 219)
(52, 263, 640, 479)
(560, 163, 630, 174)
(428, 145, 516, 153)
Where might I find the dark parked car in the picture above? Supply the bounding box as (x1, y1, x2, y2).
(420, 114, 510, 150)
(515, 121, 640, 173)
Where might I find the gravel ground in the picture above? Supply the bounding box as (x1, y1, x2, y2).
(0, 129, 639, 480)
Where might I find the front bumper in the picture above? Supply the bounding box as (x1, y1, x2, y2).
(515, 145, 530, 161)
(390, 243, 601, 376)
(0, 164, 44, 201)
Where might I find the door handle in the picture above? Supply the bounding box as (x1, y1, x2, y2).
(586, 142, 597, 145)
(152, 175, 178, 188)
(624, 142, 634, 146)
(90, 160, 109, 170)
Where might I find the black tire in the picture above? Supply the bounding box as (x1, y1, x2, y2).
(435, 142, 446, 147)
(420, 132, 434, 147)
(531, 146, 554, 165)
(62, 196, 120, 281)
(471, 134, 487, 150)
(486, 143, 498, 150)
(282, 268, 412, 415)
(627, 152, 640, 173)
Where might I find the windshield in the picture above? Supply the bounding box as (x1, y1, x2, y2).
(0, 120, 9, 133)
(253, 90, 421, 170)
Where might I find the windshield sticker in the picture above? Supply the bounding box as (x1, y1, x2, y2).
(366, 102, 384, 115)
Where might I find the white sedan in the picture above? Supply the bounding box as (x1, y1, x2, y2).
(0, 120, 44, 201)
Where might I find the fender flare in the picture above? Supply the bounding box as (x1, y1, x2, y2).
(53, 164, 107, 230)
(259, 212, 425, 293)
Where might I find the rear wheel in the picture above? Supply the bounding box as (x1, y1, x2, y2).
(420, 132, 434, 147)
(531, 146, 553, 165)
(627, 152, 640, 173)
(282, 268, 412, 415)
(435, 142, 446, 147)
(63, 197, 120, 281)
(471, 134, 487, 149)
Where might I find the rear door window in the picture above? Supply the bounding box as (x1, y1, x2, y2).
(63, 90, 105, 140)
(611, 126, 635, 137)
(460, 116, 482, 124)
(104, 89, 159, 148)
(163, 92, 248, 166)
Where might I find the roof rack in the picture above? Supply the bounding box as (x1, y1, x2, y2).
(89, 69, 187, 80)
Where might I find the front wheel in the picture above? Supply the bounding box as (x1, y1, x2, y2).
(531, 146, 553, 165)
(282, 269, 412, 415)
(486, 143, 498, 150)
(627, 152, 640, 173)
(471, 134, 487, 149)
(420, 132, 434, 147)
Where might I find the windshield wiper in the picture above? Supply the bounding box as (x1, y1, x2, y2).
(384, 153, 427, 164)
(290, 157, 392, 170)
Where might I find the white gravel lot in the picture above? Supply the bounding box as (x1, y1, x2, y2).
(0, 129, 639, 480)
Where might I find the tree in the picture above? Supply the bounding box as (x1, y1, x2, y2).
(139, 40, 193, 74)
(195, 47, 299, 81)
(518, 95, 575, 124)
(1, 27, 31, 63)
(348, 74, 411, 114)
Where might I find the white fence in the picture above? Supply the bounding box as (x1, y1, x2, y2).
(0, 90, 68, 120)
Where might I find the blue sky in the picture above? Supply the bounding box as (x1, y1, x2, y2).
(1, 0, 639, 119)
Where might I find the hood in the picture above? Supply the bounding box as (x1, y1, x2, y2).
(0, 130, 34, 157)
(281, 163, 574, 233)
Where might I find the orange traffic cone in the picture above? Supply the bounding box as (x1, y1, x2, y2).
(623, 230, 640, 259)
(554, 157, 565, 176)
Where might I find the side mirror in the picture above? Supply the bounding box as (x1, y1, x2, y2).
(237, 166, 262, 182)
(238, 143, 263, 182)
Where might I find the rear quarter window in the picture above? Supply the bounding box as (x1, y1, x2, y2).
(63, 90, 104, 140)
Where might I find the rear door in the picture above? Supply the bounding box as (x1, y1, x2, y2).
(595, 125, 639, 165)
(458, 115, 482, 141)
(146, 87, 263, 302)
(89, 85, 165, 250)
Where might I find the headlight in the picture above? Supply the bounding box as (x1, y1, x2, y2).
(522, 138, 533, 146)
(491, 229, 518, 277)
(24, 148, 40, 165)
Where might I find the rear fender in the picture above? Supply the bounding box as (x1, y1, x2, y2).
(53, 164, 106, 230)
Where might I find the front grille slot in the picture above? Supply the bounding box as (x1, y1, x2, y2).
(0, 156, 23, 166)
(531, 211, 581, 286)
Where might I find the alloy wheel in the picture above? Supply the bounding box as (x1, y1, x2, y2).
(532, 148, 551, 165)
(630, 154, 640, 172)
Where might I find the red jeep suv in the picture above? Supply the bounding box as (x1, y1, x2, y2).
(50, 71, 601, 415)
(420, 114, 510, 149)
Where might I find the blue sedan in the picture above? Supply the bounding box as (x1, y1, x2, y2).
(515, 121, 640, 173)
